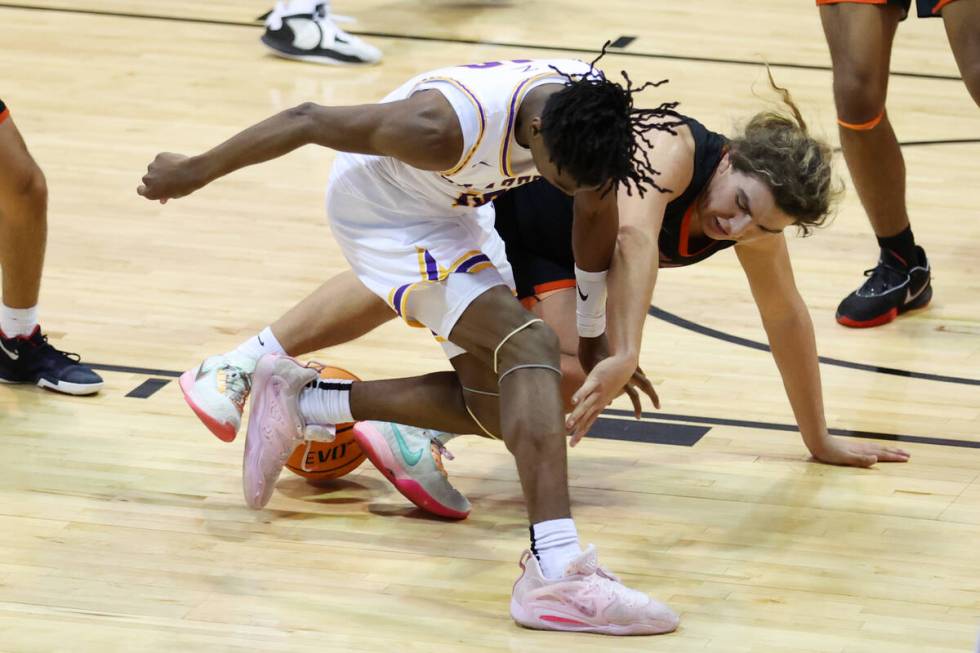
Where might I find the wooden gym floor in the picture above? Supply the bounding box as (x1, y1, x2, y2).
(0, 1, 977, 651)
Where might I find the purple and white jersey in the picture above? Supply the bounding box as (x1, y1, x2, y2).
(331, 58, 594, 214)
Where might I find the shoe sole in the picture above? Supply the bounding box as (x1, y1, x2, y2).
(353, 422, 469, 520)
(0, 376, 103, 396)
(260, 36, 380, 65)
(510, 599, 679, 635)
(836, 285, 933, 329)
(179, 369, 238, 443)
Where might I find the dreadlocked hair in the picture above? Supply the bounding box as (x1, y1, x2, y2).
(728, 67, 843, 236)
(539, 42, 685, 196)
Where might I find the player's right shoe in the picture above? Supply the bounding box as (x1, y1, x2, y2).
(510, 546, 679, 636)
(242, 354, 322, 509)
(836, 246, 932, 328)
(261, 1, 382, 65)
(353, 421, 471, 519)
(179, 355, 254, 443)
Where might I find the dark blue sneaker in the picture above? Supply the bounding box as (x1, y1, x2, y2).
(0, 327, 103, 395)
(836, 246, 932, 328)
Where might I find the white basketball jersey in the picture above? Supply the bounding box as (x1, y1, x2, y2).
(333, 58, 594, 213)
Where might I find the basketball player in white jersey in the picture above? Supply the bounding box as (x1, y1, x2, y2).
(139, 56, 681, 635)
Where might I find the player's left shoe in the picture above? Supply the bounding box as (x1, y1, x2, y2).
(242, 354, 323, 509)
(353, 421, 470, 519)
(0, 326, 103, 395)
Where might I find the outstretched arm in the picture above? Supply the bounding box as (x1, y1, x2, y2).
(137, 90, 463, 202)
(735, 235, 910, 467)
(564, 184, 668, 442)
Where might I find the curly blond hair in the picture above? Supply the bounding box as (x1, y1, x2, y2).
(729, 69, 842, 236)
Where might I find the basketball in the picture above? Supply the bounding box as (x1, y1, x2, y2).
(284, 365, 366, 483)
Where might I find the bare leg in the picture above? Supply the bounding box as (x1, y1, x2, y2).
(529, 289, 583, 410)
(820, 3, 907, 239)
(445, 286, 568, 524)
(943, 0, 980, 106)
(270, 270, 395, 355)
(0, 117, 47, 309)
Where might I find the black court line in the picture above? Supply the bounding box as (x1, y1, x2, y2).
(591, 416, 709, 446)
(609, 36, 636, 49)
(833, 138, 980, 153)
(649, 305, 980, 387)
(80, 360, 979, 449)
(604, 408, 980, 450)
(125, 378, 171, 399)
(896, 138, 980, 148)
(0, 3, 963, 83)
(89, 363, 181, 378)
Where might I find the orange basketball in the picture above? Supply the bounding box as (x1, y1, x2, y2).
(284, 366, 366, 483)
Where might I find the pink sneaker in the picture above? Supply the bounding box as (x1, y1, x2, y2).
(510, 545, 678, 635)
(242, 354, 320, 509)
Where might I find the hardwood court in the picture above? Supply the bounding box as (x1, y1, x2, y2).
(0, 1, 978, 651)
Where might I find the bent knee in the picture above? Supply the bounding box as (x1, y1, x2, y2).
(495, 321, 560, 373)
(832, 70, 887, 122)
(3, 164, 47, 210)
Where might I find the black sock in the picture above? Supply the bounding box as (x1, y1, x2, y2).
(876, 225, 917, 269)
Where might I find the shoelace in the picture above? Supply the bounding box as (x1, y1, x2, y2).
(31, 334, 82, 365)
(223, 366, 252, 410)
(427, 434, 455, 478)
(858, 261, 908, 296)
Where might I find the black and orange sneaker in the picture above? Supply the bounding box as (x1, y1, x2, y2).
(0, 326, 103, 395)
(836, 246, 932, 328)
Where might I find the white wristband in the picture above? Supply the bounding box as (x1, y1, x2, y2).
(574, 265, 608, 338)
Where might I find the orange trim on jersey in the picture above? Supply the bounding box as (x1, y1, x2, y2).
(520, 296, 538, 310)
(678, 205, 717, 258)
(417, 77, 487, 177)
(0, 108, 9, 125)
(533, 279, 576, 295)
(932, 0, 958, 13)
(838, 110, 884, 131)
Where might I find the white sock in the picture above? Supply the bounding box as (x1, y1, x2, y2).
(299, 378, 354, 425)
(0, 304, 39, 338)
(285, 0, 325, 15)
(531, 518, 582, 579)
(225, 326, 285, 370)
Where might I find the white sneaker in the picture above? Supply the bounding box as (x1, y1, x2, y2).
(262, 1, 382, 65)
(179, 355, 255, 442)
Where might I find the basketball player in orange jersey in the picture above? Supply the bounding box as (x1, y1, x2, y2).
(0, 99, 103, 395)
(140, 55, 685, 634)
(819, 0, 980, 327)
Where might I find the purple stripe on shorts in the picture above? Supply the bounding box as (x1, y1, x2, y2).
(424, 249, 439, 281)
(391, 284, 410, 316)
(456, 253, 491, 274)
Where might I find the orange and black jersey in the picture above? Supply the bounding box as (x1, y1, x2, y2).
(0, 98, 9, 125)
(493, 116, 734, 302)
(656, 117, 734, 268)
